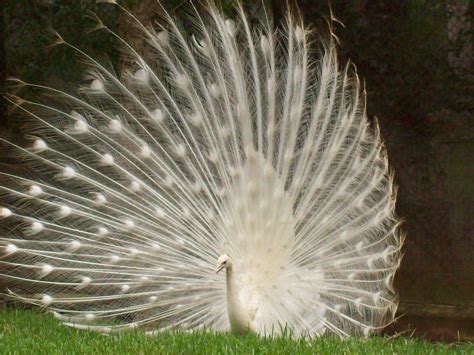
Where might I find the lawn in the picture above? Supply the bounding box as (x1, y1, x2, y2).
(0, 309, 471, 354)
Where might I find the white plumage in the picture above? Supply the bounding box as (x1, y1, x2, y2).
(0, 1, 403, 338)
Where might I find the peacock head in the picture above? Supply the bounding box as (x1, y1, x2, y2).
(215, 254, 231, 274)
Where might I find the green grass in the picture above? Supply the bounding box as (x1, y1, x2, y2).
(0, 309, 471, 354)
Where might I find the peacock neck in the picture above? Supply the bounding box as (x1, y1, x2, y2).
(225, 268, 254, 334)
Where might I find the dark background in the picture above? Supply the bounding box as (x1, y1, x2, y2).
(0, 0, 472, 341)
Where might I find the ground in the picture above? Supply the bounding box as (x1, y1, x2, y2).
(0, 309, 471, 354)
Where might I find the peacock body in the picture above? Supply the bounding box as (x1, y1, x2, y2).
(0, 2, 403, 338)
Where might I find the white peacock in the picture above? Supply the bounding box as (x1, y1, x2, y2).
(0, 1, 403, 338)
